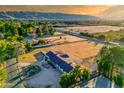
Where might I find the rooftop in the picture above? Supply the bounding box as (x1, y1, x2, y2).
(46, 51, 73, 73)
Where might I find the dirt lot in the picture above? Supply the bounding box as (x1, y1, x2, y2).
(19, 41, 103, 70)
(41, 41, 102, 59)
(41, 41, 103, 69)
(44, 34, 86, 43)
(56, 26, 124, 33)
(19, 34, 103, 70)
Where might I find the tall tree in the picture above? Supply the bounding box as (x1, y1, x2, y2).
(0, 40, 16, 62)
(97, 46, 113, 78)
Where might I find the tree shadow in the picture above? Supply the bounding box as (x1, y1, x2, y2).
(94, 75, 113, 88)
(5, 62, 18, 68)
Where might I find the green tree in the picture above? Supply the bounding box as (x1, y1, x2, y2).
(36, 27, 42, 37)
(3, 20, 19, 38)
(70, 66, 83, 83)
(97, 46, 124, 87)
(59, 72, 71, 88)
(19, 22, 28, 37)
(0, 40, 16, 62)
(48, 24, 56, 35)
(38, 39, 46, 45)
(26, 42, 33, 52)
(113, 73, 124, 88)
(82, 67, 91, 81)
(0, 68, 7, 88)
(60, 66, 88, 88)
(97, 46, 113, 78)
(42, 23, 49, 35)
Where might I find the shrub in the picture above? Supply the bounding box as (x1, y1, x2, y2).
(80, 32, 89, 36)
(64, 31, 70, 34)
(0, 68, 7, 88)
(113, 74, 124, 88)
(60, 66, 91, 88)
(38, 39, 46, 45)
(26, 42, 33, 52)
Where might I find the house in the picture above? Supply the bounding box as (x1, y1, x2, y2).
(46, 51, 73, 73)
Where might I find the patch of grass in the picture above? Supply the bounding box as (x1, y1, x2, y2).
(80, 29, 124, 42)
(19, 52, 37, 63)
(93, 30, 124, 42)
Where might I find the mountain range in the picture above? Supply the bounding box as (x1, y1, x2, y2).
(0, 12, 100, 21)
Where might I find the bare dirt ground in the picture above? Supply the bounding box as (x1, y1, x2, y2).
(18, 34, 104, 87)
(19, 34, 103, 70)
(40, 41, 103, 69)
(44, 34, 86, 43)
(19, 34, 86, 63)
(56, 26, 124, 33)
(41, 41, 102, 59)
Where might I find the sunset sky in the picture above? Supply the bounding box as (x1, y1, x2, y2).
(0, 5, 124, 19)
(0, 5, 111, 15)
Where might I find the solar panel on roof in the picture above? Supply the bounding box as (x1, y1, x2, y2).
(46, 51, 73, 72)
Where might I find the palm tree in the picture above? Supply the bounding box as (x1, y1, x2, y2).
(60, 66, 83, 88)
(70, 65, 83, 83)
(59, 72, 71, 88)
(42, 23, 49, 35)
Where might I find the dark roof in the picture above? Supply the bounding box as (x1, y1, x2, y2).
(46, 51, 73, 72)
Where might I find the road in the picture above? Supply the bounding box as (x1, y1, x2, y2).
(57, 30, 124, 46)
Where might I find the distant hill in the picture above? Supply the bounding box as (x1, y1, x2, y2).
(0, 12, 100, 21)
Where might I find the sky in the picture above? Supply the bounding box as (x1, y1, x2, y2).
(99, 5, 124, 20)
(0, 5, 124, 19)
(0, 5, 111, 15)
